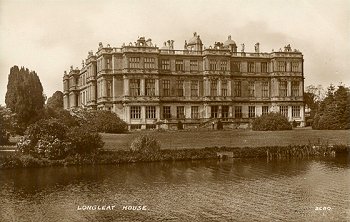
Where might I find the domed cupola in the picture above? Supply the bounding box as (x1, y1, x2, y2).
(224, 35, 237, 52)
(185, 32, 203, 51)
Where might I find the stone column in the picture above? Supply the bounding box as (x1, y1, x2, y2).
(103, 79, 107, 97)
(288, 106, 292, 121)
(141, 106, 146, 125)
(218, 79, 221, 96)
(227, 80, 232, 97)
(300, 105, 305, 126)
(123, 76, 129, 96)
(155, 79, 159, 96)
(112, 76, 116, 99)
(140, 79, 145, 96)
(287, 81, 291, 97)
(156, 106, 160, 121)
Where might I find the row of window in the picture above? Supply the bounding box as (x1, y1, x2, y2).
(128, 79, 300, 97)
(130, 105, 301, 119)
(127, 58, 300, 73)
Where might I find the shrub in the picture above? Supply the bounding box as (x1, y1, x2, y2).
(177, 121, 183, 130)
(252, 112, 292, 131)
(17, 119, 69, 158)
(71, 109, 127, 133)
(0, 118, 9, 145)
(217, 120, 223, 130)
(90, 111, 128, 133)
(130, 135, 161, 154)
(17, 119, 103, 159)
(66, 126, 104, 155)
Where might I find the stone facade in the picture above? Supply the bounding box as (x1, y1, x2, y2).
(63, 33, 305, 130)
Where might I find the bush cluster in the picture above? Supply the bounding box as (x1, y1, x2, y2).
(87, 110, 128, 133)
(252, 112, 292, 131)
(17, 119, 103, 159)
(130, 135, 161, 154)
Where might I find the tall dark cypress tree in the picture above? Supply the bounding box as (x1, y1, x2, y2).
(5, 66, 45, 129)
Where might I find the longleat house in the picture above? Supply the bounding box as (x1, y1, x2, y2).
(63, 32, 305, 130)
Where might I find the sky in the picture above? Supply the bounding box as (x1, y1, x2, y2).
(0, 0, 349, 105)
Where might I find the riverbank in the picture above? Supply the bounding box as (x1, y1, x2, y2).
(101, 128, 350, 150)
(0, 144, 349, 169)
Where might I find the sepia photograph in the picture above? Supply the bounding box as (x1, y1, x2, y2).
(0, 0, 349, 221)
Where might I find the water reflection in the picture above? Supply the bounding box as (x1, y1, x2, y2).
(0, 156, 349, 221)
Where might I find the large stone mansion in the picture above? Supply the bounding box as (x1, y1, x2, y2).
(63, 32, 305, 129)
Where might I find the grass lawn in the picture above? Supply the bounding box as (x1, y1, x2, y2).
(101, 128, 350, 151)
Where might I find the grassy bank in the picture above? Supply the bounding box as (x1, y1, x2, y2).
(0, 144, 349, 169)
(102, 128, 350, 151)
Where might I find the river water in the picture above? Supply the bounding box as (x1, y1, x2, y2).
(0, 156, 349, 222)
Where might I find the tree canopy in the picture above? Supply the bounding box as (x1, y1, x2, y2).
(46, 91, 63, 110)
(5, 66, 45, 129)
(312, 84, 350, 130)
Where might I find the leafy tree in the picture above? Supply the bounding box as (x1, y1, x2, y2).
(5, 66, 45, 130)
(46, 91, 63, 110)
(313, 84, 350, 129)
(0, 110, 9, 145)
(0, 106, 21, 139)
(252, 112, 292, 131)
(304, 85, 325, 125)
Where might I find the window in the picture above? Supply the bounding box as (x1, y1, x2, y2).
(162, 80, 170, 96)
(191, 80, 199, 97)
(220, 60, 227, 71)
(161, 59, 170, 70)
(262, 106, 269, 116)
(291, 62, 299, 72)
(175, 60, 184, 71)
(232, 62, 240, 72)
(163, 106, 171, 119)
(248, 106, 256, 118)
(144, 57, 155, 69)
(176, 80, 184, 97)
(107, 81, 112, 97)
(280, 106, 288, 118)
(190, 60, 198, 72)
(177, 106, 185, 119)
(248, 62, 255, 72)
(222, 106, 229, 120)
(261, 62, 268, 73)
(129, 57, 140, 69)
(146, 124, 156, 130)
(278, 61, 286, 72)
(130, 124, 142, 130)
(130, 79, 140, 96)
(211, 80, 217, 96)
(235, 106, 242, 118)
(146, 106, 156, 119)
(292, 106, 300, 117)
(262, 81, 269, 98)
(209, 60, 217, 71)
(279, 81, 287, 97)
(234, 81, 241, 97)
(145, 79, 155, 96)
(211, 106, 218, 118)
(291, 81, 300, 96)
(221, 80, 227, 96)
(248, 81, 255, 97)
(191, 106, 199, 119)
(130, 106, 141, 119)
(106, 59, 111, 69)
